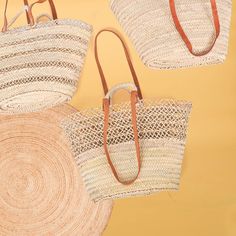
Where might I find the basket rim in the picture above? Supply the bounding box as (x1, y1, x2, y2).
(0, 18, 93, 36)
(64, 98, 192, 117)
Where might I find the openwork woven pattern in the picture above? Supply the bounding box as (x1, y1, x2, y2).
(110, 0, 232, 69)
(62, 99, 192, 201)
(0, 19, 92, 114)
(0, 104, 113, 235)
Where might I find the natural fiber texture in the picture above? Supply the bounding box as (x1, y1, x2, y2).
(0, 19, 92, 114)
(62, 99, 192, 201)
(110, 0, 232, 69)
(0, 104, 113, 235)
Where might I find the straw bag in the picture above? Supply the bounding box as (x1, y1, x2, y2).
(0, 0, 92, 114)
(110, 0, 232, 69)
(61, 29, 192, 202)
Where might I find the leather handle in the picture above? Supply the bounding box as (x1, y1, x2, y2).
(24, 0, 31, 24)
(169, 0, 220, 56)
(2, 0, 57, 32)
(95, 29, 143, 100)
(103, 90, 141, 185)
(45, 0, 57, 20)
(2, 0, 32, 32)
(29, 0, 58, 21)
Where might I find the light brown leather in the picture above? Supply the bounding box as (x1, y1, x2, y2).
(95, 29, 143, 100)
(103, 91, 141, 185)
(45, 0, 58, 20)
(2, 0, 33, 32)
(23, 0, 31, 24)
(2, 0, 58, 32)
(95, 29, 142, 185)
(29, 0, 58, 23)
(169, 0, 220, 56)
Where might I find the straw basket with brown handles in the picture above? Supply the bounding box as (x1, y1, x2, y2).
(0, 0, 92, 114)
(110, 0, 232, 69)
(61, 29, 192, 202)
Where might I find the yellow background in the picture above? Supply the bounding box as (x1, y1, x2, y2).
(3, 0, 236, 235)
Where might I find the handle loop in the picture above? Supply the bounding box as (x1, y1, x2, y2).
(95, 29, 143, 185)
(28, 0, 58, 26)
(2, 0, 57, 32)
(2, 0, 32, 32)
(169, 0, 220, 56)
(35, 13, 53, 23)
(95, 29, 143, 100)
(103, 90, 141, 185)
(104, 82, 137, 100)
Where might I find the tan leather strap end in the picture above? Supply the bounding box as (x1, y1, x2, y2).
(103, 91, 141, 185)
(169, 0, 220, 56)
(23, 0, 31, 24)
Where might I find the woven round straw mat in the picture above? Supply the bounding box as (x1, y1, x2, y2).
(0, 104, 113, 236)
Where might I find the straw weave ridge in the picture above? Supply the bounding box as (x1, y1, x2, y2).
(110, 0, 232, 69)
(0, 104, 113, 235)
(62, 99, 192, 201)
(0, 19, 92, 114)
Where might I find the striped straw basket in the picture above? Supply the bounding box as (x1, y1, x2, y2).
(110, 0, 232, 69)
(61, 29, 192, 202)
(0, 0, 92, 114)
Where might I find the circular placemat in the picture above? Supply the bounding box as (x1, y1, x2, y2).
(0, 104, 113, 236)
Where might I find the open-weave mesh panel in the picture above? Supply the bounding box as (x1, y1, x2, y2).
(63, 99, 191, 155)
(62, 99, 192, 201)
(0, 19, 92, 114)
(110, 0, 232, 69)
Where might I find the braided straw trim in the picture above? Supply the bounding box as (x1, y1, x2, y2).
(61, 99, 192, 201)
(0, 19, 92, 114)
(110, 0, 232, 69)
(0, 104, 113, 235)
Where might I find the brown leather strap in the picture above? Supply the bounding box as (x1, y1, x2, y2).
(95, 29, 143, 100)
(23, 0, 31, 24)
(169, 0, 220, 56)
(103, 91, 141, 185)
(2, 0, 9, 32)
(2, 0, 57, 32)
(2, 0, 33, 32)
(46, 0, 58, 20)
(29, 0, 58, 21)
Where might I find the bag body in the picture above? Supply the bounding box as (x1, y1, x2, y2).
(0, 0, 92, 114)
(110, 0, 232, 69)
(61, 29, 192, 202)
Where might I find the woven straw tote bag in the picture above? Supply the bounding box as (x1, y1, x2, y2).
(61, 29, 192, 202)
(0, 0, 92, 114)
(110, 0, 232, 69)
(0, 104, 113, 235)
